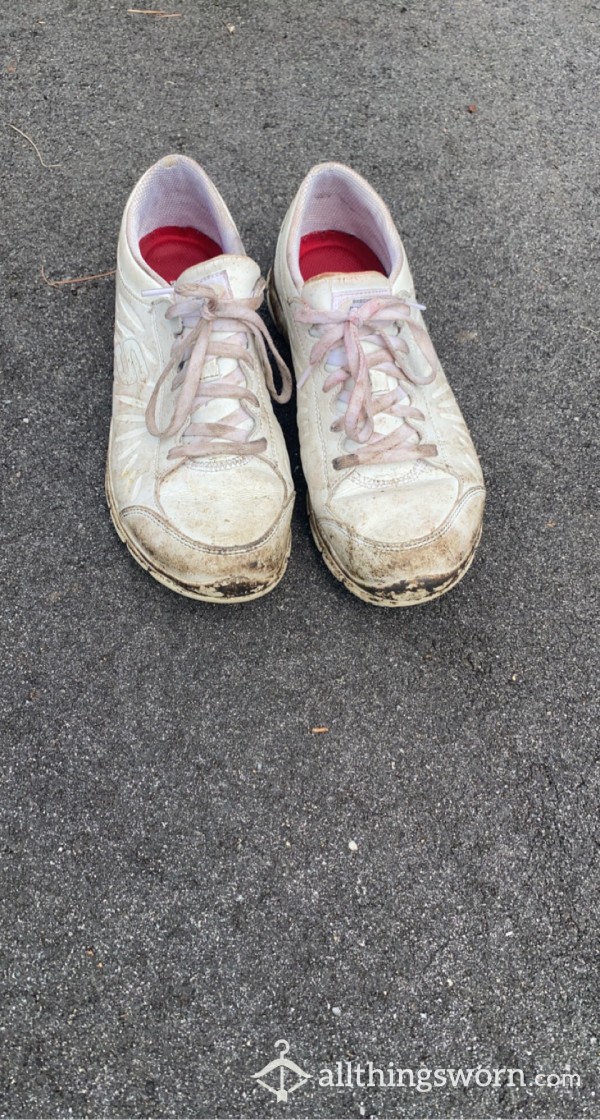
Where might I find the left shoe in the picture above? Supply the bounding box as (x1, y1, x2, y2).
(269, 162, 486, 606)
(106, 155, 295, 603)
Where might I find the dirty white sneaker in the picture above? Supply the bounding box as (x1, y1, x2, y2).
(269, 162, 485, 606)
(107, 155, 294, 602)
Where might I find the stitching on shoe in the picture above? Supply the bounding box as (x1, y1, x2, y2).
(319, 486, 485, 553)
(120, 496, 293, 556)
(352, 460, 428, 489)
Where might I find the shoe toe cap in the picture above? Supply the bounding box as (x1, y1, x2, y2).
(117, 461, 293, 600)
(157, 459, 288, 547)
(317, 482, 485, 604)
(120, 502, 292, 599)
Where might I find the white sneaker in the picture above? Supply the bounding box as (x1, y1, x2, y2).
(107, 155, 294, 602)
(269, 162, 485, 606)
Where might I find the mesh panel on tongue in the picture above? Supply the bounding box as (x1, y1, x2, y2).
(177, 254, 261, 299)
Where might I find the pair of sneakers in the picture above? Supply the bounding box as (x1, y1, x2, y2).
(107, 155, 485, 607)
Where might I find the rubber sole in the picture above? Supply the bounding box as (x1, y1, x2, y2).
(105, 464, 291, 604)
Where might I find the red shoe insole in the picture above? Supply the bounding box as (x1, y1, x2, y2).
(299, 229, 386, 281)
(139, 226, 223, 283)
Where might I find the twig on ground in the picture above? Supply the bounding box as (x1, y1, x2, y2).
(127, 8, 182, 16)
(9, 124, 61, 169)
(40, 264, 116, 288)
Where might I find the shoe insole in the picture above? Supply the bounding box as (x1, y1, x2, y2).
(139, 226, 223, 283)
(299, 229, 386, 281)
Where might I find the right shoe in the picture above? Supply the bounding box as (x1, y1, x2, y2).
(106, 155, 295, 602)
(269, 162, 485, 607)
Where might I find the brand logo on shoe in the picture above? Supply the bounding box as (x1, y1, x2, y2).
(115, 338, 151, 386)
(252, 1040, 312, 1103)
(332, 288, 389, 313)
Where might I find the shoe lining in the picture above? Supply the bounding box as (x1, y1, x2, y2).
(299, 230, 385, 281)
(295, 168, 397, 279)
(129, 157, 243, 273)
(140, 226, 223, 283)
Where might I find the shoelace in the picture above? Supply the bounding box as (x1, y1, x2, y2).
(294, 294, 439, 470)
(143, 280, 292, 461)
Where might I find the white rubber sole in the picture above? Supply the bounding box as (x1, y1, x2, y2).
(105, 466, 291, 604)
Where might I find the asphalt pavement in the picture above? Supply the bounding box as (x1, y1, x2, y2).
(1, 1, 599, 1117)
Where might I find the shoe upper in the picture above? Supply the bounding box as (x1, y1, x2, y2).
(109, 155, 294, 593)
(272, 162, 485, 592)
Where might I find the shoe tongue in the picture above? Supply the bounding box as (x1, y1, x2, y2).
(302, 270, 392, 312)
(176, 254, 261, 299)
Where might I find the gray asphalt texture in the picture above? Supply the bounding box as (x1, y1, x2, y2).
(1, 1, 599, 1118)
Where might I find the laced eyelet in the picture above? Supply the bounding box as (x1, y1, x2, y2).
(292, 293, 438, 466)
(143, 281, 292, 452)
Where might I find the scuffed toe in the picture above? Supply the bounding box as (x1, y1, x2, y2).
(118, 497, 293, 601)
(314, 486, 485, 606)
